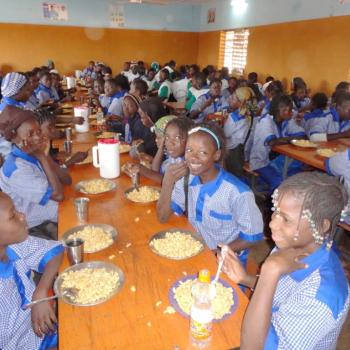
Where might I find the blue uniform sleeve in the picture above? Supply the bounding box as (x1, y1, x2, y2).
(107, 98, 123, 116)
(304, 113, 332, 137)
(325, 148, 350, 176)
(234, 192, 264, 242)
(170, 177, 186, 215)
(10, 236, 64, 273)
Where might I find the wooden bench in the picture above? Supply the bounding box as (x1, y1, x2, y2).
(243, 162, 261, 193)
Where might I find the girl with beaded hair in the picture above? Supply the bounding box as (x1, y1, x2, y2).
(219, 172, 350, 349)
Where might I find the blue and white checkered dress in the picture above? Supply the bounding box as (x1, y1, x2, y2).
(0, 236, 64, 350)
(0, 146, 58, 228)
(264, 244, 350, 349)
(170, 167, 264, 250)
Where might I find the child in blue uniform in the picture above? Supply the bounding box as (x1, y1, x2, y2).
(290, 77, 311, 112)
(249, 95, 306, 192)
(325, 148, 350, 225)
(157, 123, 263, 263)
(0, 192, 64, 350)
(220, 172, 349, 349)
(308, 92, 350, 142)
(35, 73, 56, 106)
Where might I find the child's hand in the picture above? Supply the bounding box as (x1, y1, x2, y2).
(263, 248, 308, 276)
(221, 246, 248, 285)
(163, 161, 188, 184)
(31, 301, 57, 337)
(124, 162, 140, 177)
(155, 135, 165, 150)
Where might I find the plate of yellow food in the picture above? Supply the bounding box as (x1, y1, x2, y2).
(149, 229, 204, 260)
(62, 224, 117, 253)
(54, 261, 124, 306)
(75, 179, 116, 195)
(316, 148, 337, 158)
(95, 131, 117, 139)
(169, 274, 237, 321)
(125, 186, 160, 204)
(290, 139, 318, 148)
(119, 143, 131, 154)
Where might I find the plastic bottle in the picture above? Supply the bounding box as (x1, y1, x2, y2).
(96, 108, 104, 123)
(124, 123, 131, 144)
(190, 269, 214, 348)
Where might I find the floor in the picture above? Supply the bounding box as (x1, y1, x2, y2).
(249, 238, 350, 349)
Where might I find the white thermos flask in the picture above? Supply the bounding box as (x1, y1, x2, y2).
(92, 139, 120, 179)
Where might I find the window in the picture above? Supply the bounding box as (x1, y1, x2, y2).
(219, 29, 249, 75)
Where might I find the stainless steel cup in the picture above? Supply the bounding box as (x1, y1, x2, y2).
(74, 197, 89, 223)
(65, 127, 72, 141)
(66, 238, 84, 265)
(64, 140, 73, 155)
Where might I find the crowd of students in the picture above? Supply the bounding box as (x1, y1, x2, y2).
(0, 58, 349, 349)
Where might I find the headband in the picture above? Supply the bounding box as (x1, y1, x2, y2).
(188, 126, 221, 149)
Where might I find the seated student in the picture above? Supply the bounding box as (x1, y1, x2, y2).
(249, 95, 306, 192)
(0, 107, 64, 240)
(325, 148, 350, 225)
(34, 109, 87, 174)
(222, 76, 238, 99)
(129, 78, 148, 101)
(139, 96, 168, 130)
(185, 72, 209, 111)
(290, 77, 311, 112)
(0, 72, 32, 112)
(247, 72, 264, 101)
(126, 64, 140, 84)
(220, 172, 350, 349)
(0, 192, 64, 350)
(157, 69, 172, 102)
(157, 123, 264, 263)
(190, 78, 229, 123)
(82, 60, 95, 78)
(101, 66, 112, 80)
(89, 77, 109, 111)
(224, 87, 258, 177)
(156, 60, 176, 82)
(186, 64, 200, 91)
(25, 70, 40, 111)
(35, 73, 57, 106)
(308, 91, 350, 142)
(121, 61, 131, 79)
(125, 116, 192, 184)
(303, 92, 331, 137)
(171, 71, 188, 103)
(90, 63, 104, 81)
(259, 80, 284, 116)
(142, 69, 157, 92)
(105, 75, 130, 118)
(331, 81, 350, 105)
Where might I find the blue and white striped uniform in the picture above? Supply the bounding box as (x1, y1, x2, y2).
(0, 236, 64, 350)
(50, 87, 60, 102)
(170, 167, 264, 250)
(264, 244, 350, 350)
(25, 94, 40, 111)
(292, 96, 311, 111)
(304, 107, 350, 137)
(0, 146, 58, 228)
(325, 148, 350, 224)
(99, 94, 111, 111)
(107, 91, 126, 116)
(224, 110, 250, 150)
(190, 92, 229, 123)
(249, 113, 305, 171)
(34, 84, 55, 105)
(160, 156, 183, 175)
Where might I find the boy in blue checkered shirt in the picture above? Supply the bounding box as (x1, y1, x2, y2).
(220, 172, 349, 349)
(157, 123, 264, 265)
(0, 192, 64, 349)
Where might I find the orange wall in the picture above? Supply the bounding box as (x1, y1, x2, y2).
(0, 23, 199, 75)
(246, 16, 350, 95)
(197, 31, 221, 69)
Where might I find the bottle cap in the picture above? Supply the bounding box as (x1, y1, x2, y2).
(198, 269, 210, 283)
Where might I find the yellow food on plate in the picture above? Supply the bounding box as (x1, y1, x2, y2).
(96, 132, 117, 139)
(291, 140, 317, 148)
(150, 231, 203, 259)
(67, 226, 113, 253)
(60, 268, 119, 304)
(173, 279, 234, 320)
(126, 186, 160, 203)
(316, 148, 336, 158)
(80, 179, 114, 194)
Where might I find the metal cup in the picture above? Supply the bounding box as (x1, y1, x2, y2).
(64, 140, 73, 155)
(74, 197, 89, 224)
(66, 238, 84, 265)
(65, 127, 72, 141)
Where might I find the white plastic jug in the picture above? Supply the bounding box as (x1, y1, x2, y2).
(74, 106, 89, 133)
(92, 139, 120, 179)
(66, 76, 76, 89)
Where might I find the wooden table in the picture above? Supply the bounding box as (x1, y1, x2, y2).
(163, 101, 186, 115)
(57, 134, 248, 349)
(273, 139, 350, 176)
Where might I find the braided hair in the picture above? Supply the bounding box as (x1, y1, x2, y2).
(277, 172, 348, 242)
(34, 109, 56, 125)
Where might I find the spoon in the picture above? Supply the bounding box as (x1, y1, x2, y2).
(23, 288, 78, 309)
(212, 245, 229, 286)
